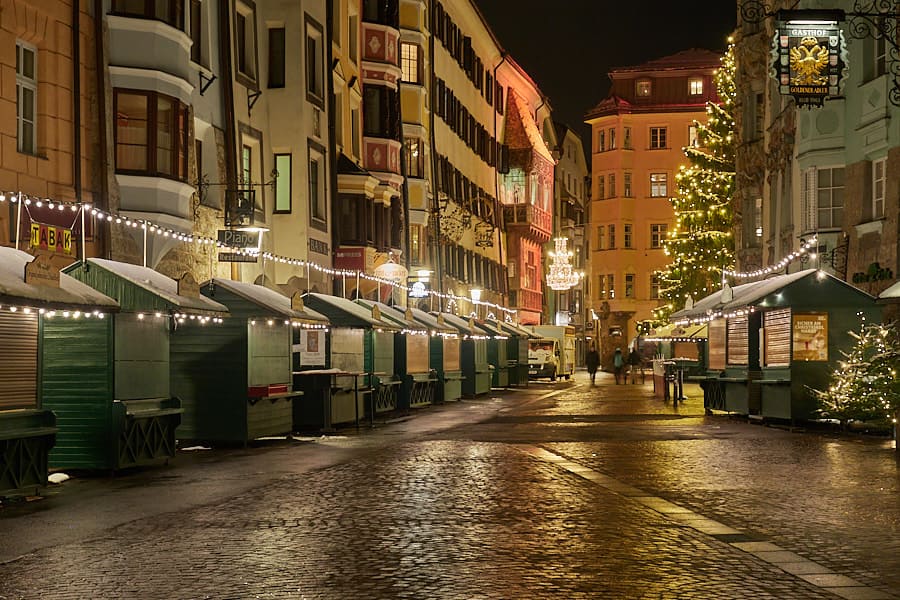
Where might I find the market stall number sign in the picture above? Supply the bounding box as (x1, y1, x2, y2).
(30, 222, 73, 256)
(793, 313, 828, 362)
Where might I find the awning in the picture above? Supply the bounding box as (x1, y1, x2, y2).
(643, 323, 707, 342)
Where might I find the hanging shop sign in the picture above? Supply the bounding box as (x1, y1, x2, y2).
(409, 281, 428, 298)
(792, 313, 828, 361)
(29, 222, 73, 256)
(771, 11, 847, 108)
(217, 229, 260, 249)
(218, 252, 259, 263)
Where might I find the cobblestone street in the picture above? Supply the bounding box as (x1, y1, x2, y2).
(1, 373, 899, 599)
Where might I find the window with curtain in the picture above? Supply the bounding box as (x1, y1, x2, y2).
(115, 89, 189, 181)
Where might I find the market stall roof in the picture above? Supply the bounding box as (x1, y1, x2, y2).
(878, 280, 900, 302)
(492, 319, 538, 339)
(408, 307, 457, 335)
(65, 258, 227, 315)
(643, 322, 707, 342)
(202, 278, 329, 324)
(472, 319, 508, 339)
(434, 312, 482, 337)
(671, 269, 876, 323)
(0, 247, 119, 312)
(304, 293, 401, 330)
(354, 299, 427, 332)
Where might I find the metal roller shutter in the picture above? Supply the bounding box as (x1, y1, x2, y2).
(0, 312, 38, 409)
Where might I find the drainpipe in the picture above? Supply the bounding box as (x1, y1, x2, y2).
(219, 0, 238, 279)
(93, 0, 110, 258)
(427, 0, 444, 300)
(326, 0, 338, 295)
(73, 1, 81, 202)
(492, 52, 509, 305)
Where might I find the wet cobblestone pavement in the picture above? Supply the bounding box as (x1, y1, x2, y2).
(1, 371, 898, 599)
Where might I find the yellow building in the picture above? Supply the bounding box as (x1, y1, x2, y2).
(585, 49, 720, 360)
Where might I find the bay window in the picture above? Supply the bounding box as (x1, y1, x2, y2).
(114, 89, 189, 182)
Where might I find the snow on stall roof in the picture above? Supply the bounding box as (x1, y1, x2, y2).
(494, 320, 537, 338)
(0, 247, 119, 309)
(671, 270, 817, 321)
(87, 258, 227, 314)
(408, 307, 456, 333)
(305, 293, 399, 329)
(436, 312, 477, 335)
(204, 278, 329, 322)
(354, 299, 427, 331)
(879, 279, 900, 300)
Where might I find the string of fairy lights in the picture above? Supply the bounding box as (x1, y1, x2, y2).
(3, 191, 518, 320)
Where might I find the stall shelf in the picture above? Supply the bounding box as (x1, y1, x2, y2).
(0, 248, 119, 495)
(60, 259, 227, 469)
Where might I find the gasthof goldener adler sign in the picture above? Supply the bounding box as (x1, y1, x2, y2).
(771, 12, 847, 108)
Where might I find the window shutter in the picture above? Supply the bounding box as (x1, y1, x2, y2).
(801, 168, 817, 232)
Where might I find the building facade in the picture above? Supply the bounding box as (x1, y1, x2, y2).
(734, 1, 900, 318)
(585, 49, 720, 361)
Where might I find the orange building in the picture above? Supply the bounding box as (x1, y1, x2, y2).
(584, 49, 720, 361)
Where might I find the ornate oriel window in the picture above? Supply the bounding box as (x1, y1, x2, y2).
(114, 89, 189, 182)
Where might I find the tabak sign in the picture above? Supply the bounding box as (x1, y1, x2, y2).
(29, 222, 74, 256)
(771, 11, 847, 108)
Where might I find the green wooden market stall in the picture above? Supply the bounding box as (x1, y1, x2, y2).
(0, 248, 119, 495)
(301, 293, 401, 426)
(355, 300, 435, 410)
(474, 319, 509, 388)
(437, 312, 491, 397)
(493, 319, 534, 387)
(671, 269, 880, 421)
(59, 258, 227, 469)
(409, 308, 463, 403)
(170, 278, 329, 444)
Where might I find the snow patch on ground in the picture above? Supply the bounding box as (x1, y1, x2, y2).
(180, 446, 212, 452)
(47, 473, 70, 484)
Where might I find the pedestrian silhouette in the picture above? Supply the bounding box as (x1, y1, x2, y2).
(586, 343, 600, 385)
(613, 347, 624, 384)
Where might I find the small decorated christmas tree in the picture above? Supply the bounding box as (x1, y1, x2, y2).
(813, 321, 900, 435)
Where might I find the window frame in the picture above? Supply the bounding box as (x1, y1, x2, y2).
(309, 140, 327, 229)
(688, 77, 704, 96)
(16, 41, 37, 155)
(650, 172, 668, 197)
(623, 172, 632, 197)
(650, 126, 667, 150)
(268, 26, 286, 89)
(623, 224, 633, 249)
(400, 41, 422, 84)
(636, 79, 651, 97)
(190, 0, 204, 66)
(111, 0, 184, 29)
(305, 15, 325, 108)
(625, 273, 635, 298)
(114, 88, 190, 182)
(650, 223, 667, 249)
(404, 136, 425, 178)
(235, 0, 259, 89)
(873, 157, 886, 219)
(273, 153, 291, 213)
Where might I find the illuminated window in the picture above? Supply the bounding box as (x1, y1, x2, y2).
(688, 125, 699, 148)
(650, 173, 667, 197)
(274, 153, 291, 212)
(650, 127, 667, 149)
(636, 79, 651, 97)
(623, 172, 632, 197)
(401, 42, 421, 83)
(624, 224, 632, 248)
(598, 275, 606, 298)
(598, 129, 605, 152)
(114, 89, 190, 182)
(689, 77, 703, 95)
(15, 41, 37, 154)
(404, 137, 424, 178)
(650, 223, 667, 248)
(625, 273, 635, 298)
(650, 274, 660, 299)
(608, 224, 616, 249)
(607, 274, 615, 299)
(623, 126, 632, 149)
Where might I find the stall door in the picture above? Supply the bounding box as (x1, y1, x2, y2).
(248, 322, 291, 386)
(115, 314, 169, 399)
(0, 312, 37, 409)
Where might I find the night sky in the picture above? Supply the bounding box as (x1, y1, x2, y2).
(474, 1, 737, 143)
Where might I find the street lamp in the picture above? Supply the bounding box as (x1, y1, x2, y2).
(470, 287, 482, 319)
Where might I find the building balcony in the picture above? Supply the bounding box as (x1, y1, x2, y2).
(510, 288, 543, 315)
(502, 204, 552, 242)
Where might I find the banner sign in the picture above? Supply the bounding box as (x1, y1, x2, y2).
(772, 12, 847, 108)
(29, 222, 73, 256)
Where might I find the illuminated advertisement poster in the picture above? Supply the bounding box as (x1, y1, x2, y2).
(299, 329, 326, 366)
(772, 14, 847, 108)
(792, 313, 828, 362)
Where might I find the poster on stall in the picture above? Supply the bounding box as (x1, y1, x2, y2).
(299, 329, 326, 366)
(792, 313, 828, 361)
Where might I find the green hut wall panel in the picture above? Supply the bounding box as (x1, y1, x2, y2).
(171, 318, 246, 441)
(115, 315, 169, 400)
(372, 331, 394, 377)
(41, 318, 114, 469)
(66, 264, 173, 314)
(248, 323, 291, 386)
(247, 397, 293, 439)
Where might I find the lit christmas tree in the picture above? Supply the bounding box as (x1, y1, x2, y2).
(653, 41, 736, 322)
(813, 321, 900, 431)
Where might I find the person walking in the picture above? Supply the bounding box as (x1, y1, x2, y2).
(613, 347, 624, 384)
(586, 343, 600, 385)
(628, 348, 642, 384)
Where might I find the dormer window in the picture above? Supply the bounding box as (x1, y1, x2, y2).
(636, 79, 651, 97)
(689, 77, 704, 95)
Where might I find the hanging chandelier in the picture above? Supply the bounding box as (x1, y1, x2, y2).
(546, 237, 582, 291)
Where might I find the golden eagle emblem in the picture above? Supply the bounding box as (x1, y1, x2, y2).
(790, 36, 829, 86)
